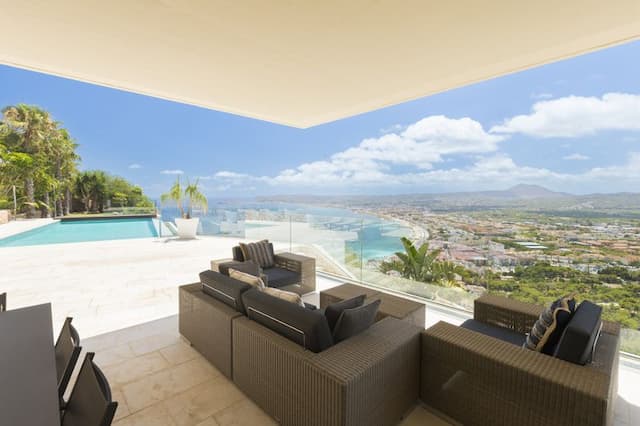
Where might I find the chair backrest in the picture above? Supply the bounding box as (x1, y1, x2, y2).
(0, 292, 6, 312)
(55, 317, 82, 400)
(62, 352, 118, 426)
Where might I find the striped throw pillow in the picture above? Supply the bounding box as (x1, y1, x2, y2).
(239, 240, 275, 268)
(261, 287, 305, 308)
(524, 296, 576, 354)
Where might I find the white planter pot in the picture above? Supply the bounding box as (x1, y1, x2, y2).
(175, 217, 199, 239)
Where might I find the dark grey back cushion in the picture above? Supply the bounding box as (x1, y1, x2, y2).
(199, 270, 253, 314)
(554, 300, 602, 365)
(333, 299, 381, 343)
(232, 246, 244, 262)
(242, 289, 333, 353)
(324, 294, 366, 332)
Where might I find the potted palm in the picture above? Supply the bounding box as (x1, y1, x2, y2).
(161, 177, 208, 239)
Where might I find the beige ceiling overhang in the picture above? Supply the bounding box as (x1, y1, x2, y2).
(1, 1, 639, 128)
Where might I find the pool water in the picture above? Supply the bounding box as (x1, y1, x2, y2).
(0, 218, 158, 247)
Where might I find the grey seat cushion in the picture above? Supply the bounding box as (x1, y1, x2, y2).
(333, 299, 381, 343)
(199, 270, 253, 314)
(263, 267, 300, 288)
(554, 300, 602, 365)
(461, 319, 527, 347)
(241, 289, 333, 353)
(324, 294, 366, 332)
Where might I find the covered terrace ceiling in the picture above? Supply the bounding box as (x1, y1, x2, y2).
(1, 1, 639, 128)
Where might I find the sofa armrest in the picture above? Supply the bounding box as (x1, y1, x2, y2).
(421, 321, 613, 426)
(233, 316, 420, 426)
(274, 252, 316, 294)
(474, 294, 543, 334)
(210, 258, 234, 272)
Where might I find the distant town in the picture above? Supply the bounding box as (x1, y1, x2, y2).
(262, 185, 640, 353)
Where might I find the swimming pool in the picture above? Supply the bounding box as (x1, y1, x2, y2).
(0, 218, 158, 247)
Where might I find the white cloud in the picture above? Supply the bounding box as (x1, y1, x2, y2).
(214, 171, 252, 179)
(128, 163, 142, 169)
(269, 115, 504, 186)
(530, 93, 553, 100)
(491, 93, 640, 137)
(584, 152, 640, 180)
(161, 169, 184, 175)
(563, 153, 590, 161)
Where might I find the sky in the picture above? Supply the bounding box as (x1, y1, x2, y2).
(1, 40, 639, 197)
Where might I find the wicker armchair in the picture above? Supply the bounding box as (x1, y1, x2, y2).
(421, 295, 620, 426)
(211, 250, 316, 296)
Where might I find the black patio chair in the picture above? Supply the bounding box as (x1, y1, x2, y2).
(55, 317, 82, 403)
(61, 352, 118, 426)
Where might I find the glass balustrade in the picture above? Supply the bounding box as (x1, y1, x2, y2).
(159, 202, 640, 357)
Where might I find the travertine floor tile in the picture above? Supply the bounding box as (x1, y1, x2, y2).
(103, 351, 170, 388)
(129, 332, 181, 356)
(160, 342, 200, 365)
(195, 417, 220, 426)
(163, 377, 246, 425)
(122, 358, 220, 413)
(93, 343, 137, 368)
(112, 389, 131, 422)
(113, 401, 177, 426)
(400, 405, 453, 426)
(213, 399, 278, 426)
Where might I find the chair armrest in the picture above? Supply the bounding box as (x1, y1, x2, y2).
(421, 321, 612, 426)
(273, 252, 312, 271)
(474, 294, 543, 334)
(274, 252, 316, 294)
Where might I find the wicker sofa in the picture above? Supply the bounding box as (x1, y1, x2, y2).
(211, 244, 316, 295)
(421, 295, 620, 426)
(179, 279, 421, 426)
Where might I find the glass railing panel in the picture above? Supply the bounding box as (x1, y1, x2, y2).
(158, 201, 639, 357)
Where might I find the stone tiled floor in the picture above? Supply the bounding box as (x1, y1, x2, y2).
(82, 316, 278, 426)
(80, 311, 639, 426)
(81, 315, 446, 426)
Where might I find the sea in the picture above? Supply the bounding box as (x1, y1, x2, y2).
(158, 200, 410, 262)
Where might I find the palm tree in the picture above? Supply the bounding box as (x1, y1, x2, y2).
(161, 177, 184, 218)
(394, 237, 442, 282)
(184, 178, 208, 218)
(432, 261, 466, 288)
(0, 105, 57, 217)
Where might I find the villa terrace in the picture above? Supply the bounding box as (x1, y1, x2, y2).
(1, 220, 638, 425)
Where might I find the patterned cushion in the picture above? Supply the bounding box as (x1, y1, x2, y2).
(261, 287, 305, 308)
(524, 295, 576, 354)
(239, 240, 275, 268)
(229, 268, 266, 289)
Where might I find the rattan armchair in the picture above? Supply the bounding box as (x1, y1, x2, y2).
(211, 251, 316, 295)
(421, 295, 620, 426)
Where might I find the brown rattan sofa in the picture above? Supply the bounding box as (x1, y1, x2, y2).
(233, 315, 420, 426)
(421, 295, 620, 426)
(179, 280, 421, 426)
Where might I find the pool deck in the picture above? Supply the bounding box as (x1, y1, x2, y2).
(0, 234, 279, 337)
(0, 218, 56, 239)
